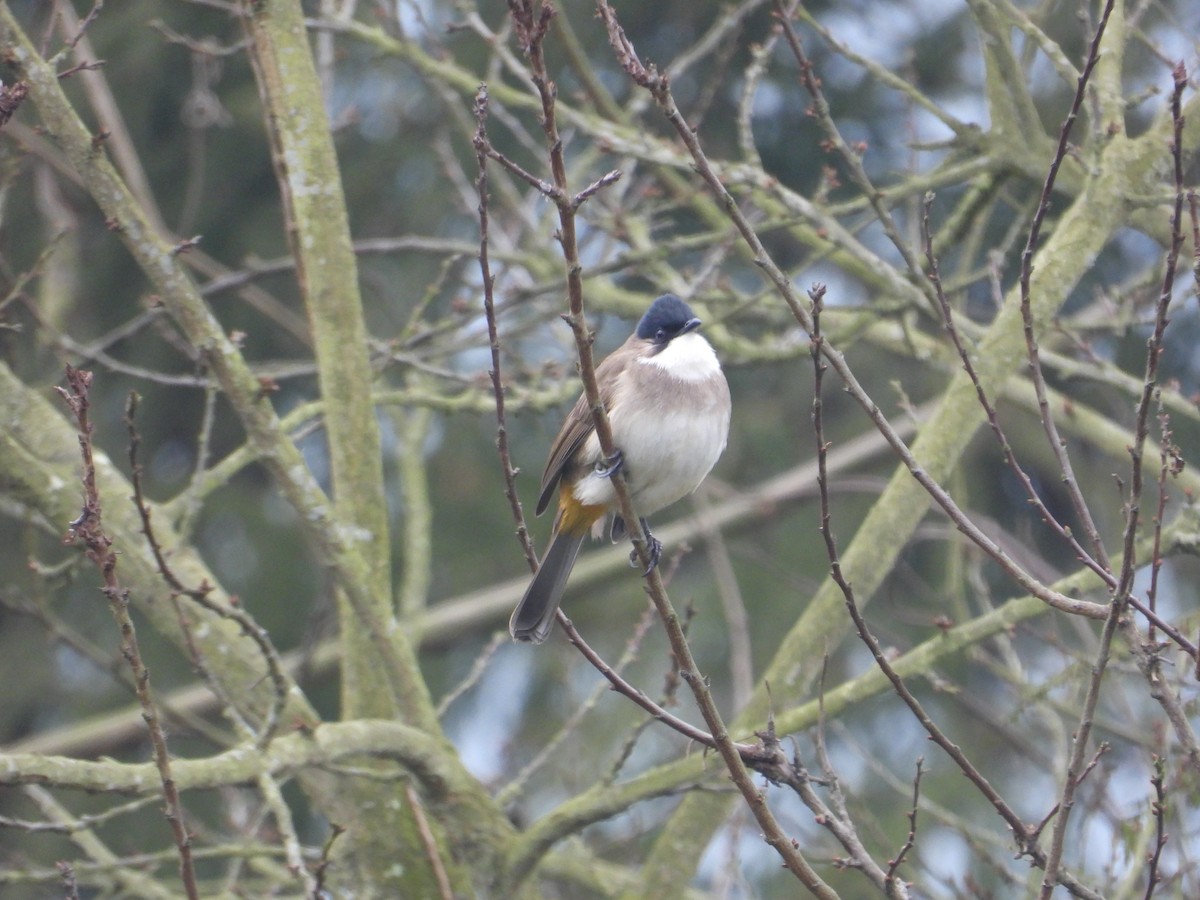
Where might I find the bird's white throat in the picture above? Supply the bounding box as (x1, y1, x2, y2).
(638, 332, 721, 382)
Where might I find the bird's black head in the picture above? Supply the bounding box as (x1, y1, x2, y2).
(635, 294, 702, 345)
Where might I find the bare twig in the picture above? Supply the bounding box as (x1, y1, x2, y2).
(59, 0, 104, 56)
(57, 861, 81, 900)
(55, 367, 200, 900)
(773, 1, 936, 311)
(1144, 755, 1168, 899)
(0, 795, 158, 834)
(1146, 408, 1182, 646)
(1016, 0, 1117, 577)
(473, 85, 537, 570)
(886, 759, 923, 893)
(405, 783, 454, 900)
(921, 196, 1109, 585)
(56, 58, 105, 79)
(436, 631, 507, 718)
(311, 823, 346, 897)
(806, 287, 1099, 899)
(125, 392, 291, 748)
(1039, 56, 1186, 900)
(747, 689, 903, 895)
(1188, 191, 1200, 302)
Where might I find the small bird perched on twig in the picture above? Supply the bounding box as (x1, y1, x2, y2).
(510, 294, 731, 643)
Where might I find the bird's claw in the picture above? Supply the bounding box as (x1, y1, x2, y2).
(595, 449, 625, 479)
(629, 529, 662, 576)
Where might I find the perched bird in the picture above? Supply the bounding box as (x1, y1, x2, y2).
(510, 294, 731, 643)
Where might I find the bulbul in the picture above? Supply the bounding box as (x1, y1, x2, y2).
(510, 294, 731, 643)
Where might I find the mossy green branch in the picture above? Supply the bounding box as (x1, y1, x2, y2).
(0, 720, 456, 796)
(0, 5, 417, 731)
(0, 363, 316, 733)
(395, 404, 434, 616)
(0, 710, 521, 893)
(245, 0, 417, 725)
(244, 2, 469, 893)
(965, 0, 1046, 147)
(0, 9, 517, 894)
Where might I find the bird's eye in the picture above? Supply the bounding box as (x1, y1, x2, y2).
(655, 328, 667, 342)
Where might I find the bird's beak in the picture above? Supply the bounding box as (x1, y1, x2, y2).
(681, 317, 702, 334)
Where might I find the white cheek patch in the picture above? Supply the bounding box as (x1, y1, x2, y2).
(637, 333, 721, 382)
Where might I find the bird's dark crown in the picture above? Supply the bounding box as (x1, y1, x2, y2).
(635, 294, 702, 344)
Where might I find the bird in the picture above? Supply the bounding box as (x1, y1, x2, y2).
(509, 294, 731, 643)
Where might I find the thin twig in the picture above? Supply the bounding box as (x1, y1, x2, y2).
(126, 392, 291, 748)
(405, 783, 454, 900)
(773, 1, 937, 312)
(747, 680, 903, 894)
(436, 631, 508, 718)
(311, 823, 346, 897)
(1144, 755, 1168, 899)
(58, 0, 103, 56)
(175, 379, 219, 541)
(806, 287, 1099, 899)
(886, 759, 923, 893)
(1146, 407, 1181, 646)
(0, 795, 159, 834)
(921, 195, 1109, 585)
(57, 861, 81, 900)
(1039, 55, 1186, 900)
(56, 367, 200, 900)
(1188, 191, 1200, 302)
(1016, 0, 1118, 576)
(473, 85, 537, 569)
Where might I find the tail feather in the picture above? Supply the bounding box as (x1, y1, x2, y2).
(510, 528, 586, 643)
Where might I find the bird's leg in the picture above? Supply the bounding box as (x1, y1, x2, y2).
(596, 453, 658, 572)
(628, 517, 662, 576)
(594, 448, 625, 479)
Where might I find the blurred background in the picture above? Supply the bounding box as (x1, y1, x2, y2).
(2, 0, 1200, 896)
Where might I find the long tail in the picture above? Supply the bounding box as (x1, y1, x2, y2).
(509, 527, 586, 643)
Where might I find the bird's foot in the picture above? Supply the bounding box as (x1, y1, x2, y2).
(628, 520, 662, 576)
(595, 449, 625, 479)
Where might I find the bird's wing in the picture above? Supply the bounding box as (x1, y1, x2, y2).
(535, 344, 633, 516)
